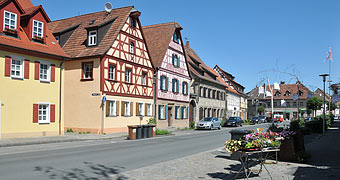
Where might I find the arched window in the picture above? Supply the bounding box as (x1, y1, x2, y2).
(129, 42, 135, 54)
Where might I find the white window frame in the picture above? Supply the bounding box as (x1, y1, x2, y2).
(138, 102, 144, 116)
(109, 65, 115, 81)
(108, 100, 116, 116)
(32, 20, 44, 39)
(160, 76, 166, 90)
(129, 42, 135, 54)
(142, 72, 147, 86)
(10, 59, 23, 79)
(3, 10, 17, 31)
(39, 62, 51, 82)
(83, 62, 93, 80)
(38, 103, 50, 124)
(124, 101, 131, 116)
(125, 69, 131, 83)
(160, 105, 165, 119)
(173, 79, 179, 93)
(88, 30, 97, 46)
(146, 103, 152, 117)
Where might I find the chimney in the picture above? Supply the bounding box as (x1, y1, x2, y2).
(280, 81, 285, 85)
(185, 41, 190, 48)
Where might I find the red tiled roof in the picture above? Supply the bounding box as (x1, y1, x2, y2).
(143, 22, 182, 68)
(214, 65, 245, 94)
(265, 83, 312, 100)
(0, 0, 68, 58)
(205, 65, 240, 95)
(48, 6, 133, 58)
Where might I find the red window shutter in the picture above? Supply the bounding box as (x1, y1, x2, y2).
(50, 104, 55, 123)
(24, 60, 30, 79)
(51, 64, 55, 82)
(34, 61, 40, 80)
(33, 104, 38, 123)
(4, 56, 11, 77)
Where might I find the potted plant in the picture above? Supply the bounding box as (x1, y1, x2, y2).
(3, 26, 18, 36)
(33, 35, 44, 42)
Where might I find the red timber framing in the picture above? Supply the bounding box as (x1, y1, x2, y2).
(101, 15, 154, 99)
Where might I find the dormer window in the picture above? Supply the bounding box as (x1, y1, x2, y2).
(284, 91, 291, 96)
(130, 18, 137, 28)
(88, 30, 97, 46)
(3, 11, 17, 35)
(32, 20, 44, 39)
(129, 41, 135, 54)
(173, 31, 180, 43)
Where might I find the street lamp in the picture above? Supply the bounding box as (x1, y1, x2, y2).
(319, 74, 329, 136)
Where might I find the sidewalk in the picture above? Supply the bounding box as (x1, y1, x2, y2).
(119, 121, 340, 180)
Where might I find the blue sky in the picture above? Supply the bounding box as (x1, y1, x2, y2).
(33, 0, 340, 92)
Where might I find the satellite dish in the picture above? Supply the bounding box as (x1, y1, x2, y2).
(105, 2, 112, 13)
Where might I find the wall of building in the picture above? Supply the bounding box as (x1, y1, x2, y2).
(227, 92, 240, 118)
(156, 99, 189, 129)
(0, 50, 63, 138)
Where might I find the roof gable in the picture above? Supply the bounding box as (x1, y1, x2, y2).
(21, 5, 51, 22)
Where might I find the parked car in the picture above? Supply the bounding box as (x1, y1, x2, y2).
(250, 116, 260, 124)
(258, 115, 266, 123)
(334, 116, 339, 120)
(225, 117, 243, 127)
(196, 117, 221, 130)
(273, 115, 284, 122)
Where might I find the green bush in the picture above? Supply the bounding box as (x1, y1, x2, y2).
(66, 128, 73, 133)
(189, 121, 195, 129)
(221, 119, 226, 127)
(243, 119, 251, 125)
(156, 129, 171, 135)
(305, 115, 333, 133)
(290, 120, 300, 131)
(147, 118, 157, 125)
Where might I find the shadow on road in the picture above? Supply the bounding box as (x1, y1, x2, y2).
(34, 162, 127, 180)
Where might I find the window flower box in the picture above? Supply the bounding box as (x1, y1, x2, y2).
(4, 26, 18, 36)
(33, 35, 44, 42)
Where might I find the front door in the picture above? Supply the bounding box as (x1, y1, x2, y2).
(168, 107, 172, 127)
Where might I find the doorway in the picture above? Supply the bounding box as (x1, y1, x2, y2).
(168, 106, 172, 127)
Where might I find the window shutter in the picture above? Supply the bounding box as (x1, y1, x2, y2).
(24, 59, 30, 79)
(116, 101, 120, 116)
(158, 105, 161, 119)
(172, 79, 175, 92)
(177, 56, 180, 67)
(187, 107, 189, 119)
(160, 76, 163, 90)
(4, 56, 11, 77)
(187, 83, 189, 95)
(130, 102, 133, 116)
(34, 61, 40, 80)
(33, 104, 38, 123)
(51, 64, 55, 82)
(166, 77, 169, 91)
(181, 107, 184, 119)
(106, 101, 110, 117)
(182, 82, 185, 94)
(121, 101, 125, 116)
(177, 80, 180, 93)
(136, 102, 139, 116)
(145, 104, 148, 116)
(165, 105, 168, 119)
(50, 104, 55, 122)
(175, 106, 178, 119)
(172, 55, 175, 65)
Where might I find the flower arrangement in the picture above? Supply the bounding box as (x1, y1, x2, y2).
(4, 26, 17, 35)
(225, 140, 244, 153)
(33, 35, 44, 41)
(279, 130, 296, 140)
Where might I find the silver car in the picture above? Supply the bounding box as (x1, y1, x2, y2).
(196, 117, 222, 130)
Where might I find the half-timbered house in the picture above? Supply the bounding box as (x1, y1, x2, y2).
(0, 0, 68, 138)
(48, 6, 154, 133)
(144, 22, 191, 129)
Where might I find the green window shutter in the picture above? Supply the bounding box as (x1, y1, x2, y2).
(187, 107, 189, 119)
(165, 105, 168, 119)
(177, 56, 180, 68)
(158, 105, 161, 119)
(172, 54, 175, 65)
(181, 107, 184, 119)
(177, 80, 180, 93)
(172, 79, 175, 92)
(186, 83, 189, 95)
(182, 82, 185, 94)
(175, 106, 178, 119)
(160, 76, 163, 90)
(166, 77, 169, 91)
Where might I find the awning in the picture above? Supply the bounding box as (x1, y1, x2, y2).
(285, 110, 291, 113)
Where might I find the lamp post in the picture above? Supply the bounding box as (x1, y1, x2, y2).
(319, 74, 329, 136)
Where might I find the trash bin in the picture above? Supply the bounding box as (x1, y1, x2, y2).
(146, 125, 152, 138)
(127, 125, 137, 140)
(150, 124, 156, 137)
(229, 129, 252, 160)
(142, 125, 148, 138)
(136, 125, 143, 139)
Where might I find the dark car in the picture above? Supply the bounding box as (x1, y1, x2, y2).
(251, 116, 259, 124)
(258, 115, 266, 123)
(225, 117, 243, 127)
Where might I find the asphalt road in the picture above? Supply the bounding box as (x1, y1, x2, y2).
(0, 124, 270, 180)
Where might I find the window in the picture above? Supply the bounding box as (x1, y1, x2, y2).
(299, 102, 304, 106)
(160, 76, 167, 91)
(159, 105, 166, 119)
(108, 100, 116, 116)
(125, 69, 131, 83)
(172, 79, 179, 93)
(173, 31, 180, 43)
(10, 59, 23, 79)
(137, 102, 144, 116)
(146, 103, 152, 116)
(172, 54, 180, 68)
(208, 89, 211, 98)
(129, 42, 135, 54)
(109, 65, 116, 81)
(32, 20, 44, 39)
(82, 62, 93, 80)
(40, 63, 50, 82)
(130, 18, 137, 28)
(55, 36, 59, 43)
(274, 102, 277, 107)
(293, 102, 297, 107)
(124, 101, 131, 116)
(181, 106, 188, 119)
(38, 104, 49, 124)
(175, 106, 180, 119)
(3, 11, 17, 31)
(88, 30, 97, 46)
(142, 72, 147, 86)
(217, 91, 220, 100)
(287, 102, 290, 107)
(182, 82, 188, 95)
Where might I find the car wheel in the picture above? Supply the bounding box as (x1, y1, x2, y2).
(240, 123, 243, 127)
(210, 125, 212, 130)
(218, 125, 221, 130)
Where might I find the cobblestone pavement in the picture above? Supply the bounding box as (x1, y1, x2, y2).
(117, 147, 338, 180)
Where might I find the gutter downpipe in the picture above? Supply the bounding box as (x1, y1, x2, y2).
(153, 69, 158, 120)
(59, 58, 66, 135)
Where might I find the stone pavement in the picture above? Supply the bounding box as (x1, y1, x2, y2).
(118, 121, 340, 180)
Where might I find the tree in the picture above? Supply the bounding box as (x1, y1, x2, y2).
(330, 103, 338, 111)
(258, 106, 265, 115)
(307, 97, 323, 117)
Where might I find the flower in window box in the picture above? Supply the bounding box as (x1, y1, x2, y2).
(33, 35, 44, 41)
(4, 26, 18, 35)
